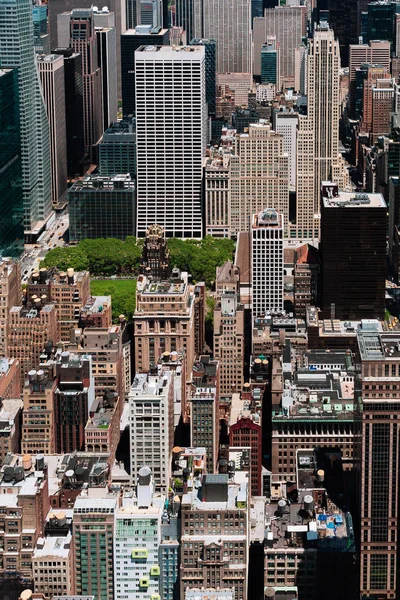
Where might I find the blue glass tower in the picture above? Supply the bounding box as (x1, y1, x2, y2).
(261, 42, 278, 84)
(0, 68, 24, 257)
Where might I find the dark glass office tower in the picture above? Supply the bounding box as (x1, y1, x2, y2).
(190, 38, 216, 115)
(53, 48, 87, 178)
(121, 26, 169, 116)
(367, 1, 400, 45)
(320, 182, 387, 320)
(0, 68, 23, 257)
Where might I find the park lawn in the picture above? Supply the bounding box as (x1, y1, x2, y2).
(90, 278, 137, 322)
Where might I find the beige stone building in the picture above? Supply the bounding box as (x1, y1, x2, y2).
(231, 123, 289, 234)
(205, 153, 231, 238)
(0, 258, 21, 357)
(134, 272, 196, 388)
(21, 367, 57, 455)
(32, 532, 74, 598)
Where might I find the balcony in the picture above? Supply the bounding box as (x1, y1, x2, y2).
(131, 548, 148, 560)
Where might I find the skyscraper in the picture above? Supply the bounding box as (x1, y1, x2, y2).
(0, 0, 52, 239)
(0, 68, 24, 257)
(190, 38, 217, 115)
(202, 0, 252, 74)
(37, 55, 68, 205)
(261, 37, 279, 85)
(58, 8, 103, 160)
(95, 23, 118, 131)
(349, 40, 391, 116)
(295, 26, 348, 239)
(231, 122, 289, 234)
(251, 208, 284, 317)
(357, 330, 400, 599)
(320, 183, 387, 320)
(135, 45, 207, 238)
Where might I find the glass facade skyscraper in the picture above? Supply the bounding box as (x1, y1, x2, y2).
(0, 0, 52, 238)
(0, 68, 24, 257)
(190, 38, 217, 115)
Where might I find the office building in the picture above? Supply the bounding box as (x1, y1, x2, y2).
(53, 352, 94, 454)
(73, 497, 117, 599)
(32, 4, 48, 50)
(53, 48, 87, 178)
(366, 0, 399, 45)
(358, 331, 400, 599)
(68, 175, 136, 241)
(21, 366, 57, 455)
(48, 0, 125, 98)
(0, 397, 22, 466)
(214, 262, 245, 397)
(58, 8, 103, 160)
(253, 6, 306, 82)
(0, 0, 52, 239)
(320, 183, 386, 320)
(32, 532, 74, 598)
(356, 65, 390, 131)
(114, 471, 164, 599)
(273, 109, 298, 189)
(231, 122, 289, 235)
(26, 267, 90, 343)
(174, 0, 200, 46)
(99, 117, 136, 177)
(261, 37, 279, 85)
(371, 82, 395, 143)
(160, 514, 180, 600)
(0, 357, 21, 401)
(8, 305, 58, 387)
(216, 72, 252, 107)
(0, 68, 24, 257)
(251, 209, 284, 317)
(349, 40, 391, 116)
(121, 26, 170, 116)
(135, 45, 206, 237)
(190, 38, 217, 114)
(95, 24, 118, 131)
(389, 177, 400, 283)
(129, 369, 174, 492)
(37, 55, 68, 205)
(134, 272, 196, 378)
(295, 26, 348, 240)
(190, 387, 219, 473)
(293, 243, 320, 318)
(202, 0, 252, 74)
(85, 391, 121, 463)
(180, 474, 249, 599)
(229, 392, 262, 496)
(205, 152, 231, 238)
(0, 259, 21, 359)
(136, 0, 162, 27)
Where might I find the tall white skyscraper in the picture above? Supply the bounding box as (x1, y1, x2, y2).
(135, 45, 207, 237)
(202, 0, 252, 74)
(273, 110, 298, 190)
(251, 208, 284, 317)
(0, 0, 52, 237)
(129, 370, 174, 493)
(295, 25, 348, 239)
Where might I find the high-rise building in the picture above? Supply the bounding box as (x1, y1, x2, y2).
(253, 6, 306, 82)
(68, 175, 136, 241)
(231, 122, 289, 234)
(0, 0, 52, 239)
(251, 208, 284, 317)
(295, 26, 348, 240)
(174, 0, 201, 47)
(0, 68, 24, 257)
(53, 48, 87, 178)
(273, 109, 298, 190)
(371, 81, 395, 143)
(0, 357, 21, 402)
(137, 0, 162, 27)
(58, 8, 103, 160)
(349, 40, 391, 116)
(320, 183, 387, 320)
(21, 366, 57, 455)
(32, 532, 74, 598)
(180, 474, 249, 599)
(293, 243, 320, 318)
(53, 352, 94, 454)
(135, 45, 207, 238)
(8, 304, 58, 388)
(140, 224, 171, 280)
(214, 262, 245, 397)
(261, 37, 279, 85)
(73, 496, 117, 600)
(0, 259, 21, 358)
(0, 396, 22, 467)
(114, 470, 164, 599)
(99, 117, 136, 177)
(190, 387, 219, 472)
(202, 0, 252, 74)
(129, 369, 174, 492)
(357, 330, 400, 599)
(355, 64, 390, 127)
(95, 24, 118, 132)
(37, 55, 68, 205)
(205, 151, 232, 238)
(388, 176, 400, 283)
(32, 4, 48, 50)
(190, 38, 217, 115)
(121, 26, 170, 117)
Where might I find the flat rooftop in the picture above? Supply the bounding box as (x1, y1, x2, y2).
(322, 188, 386, 208)
(33, 533, 72, 559)
(136, 45, 205, 58)
(358, 331, 400, 361)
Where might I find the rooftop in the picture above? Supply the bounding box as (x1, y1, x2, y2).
(136, 45, 205, 58)
(0, 399, 23, 432)
(321, 185, 386, 208)
(33, 533, 72, 559)
(358, 330, 400, 361)
(130, 369, 173, 398)
(252, 208, 283, 229)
